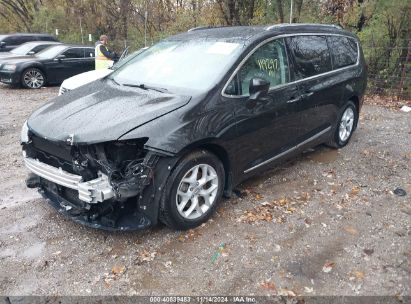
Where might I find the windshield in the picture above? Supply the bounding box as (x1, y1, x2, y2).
(112, 48, 147, 70)
(11, 42, 37, 55)
(110, 40, 243, 92)
(36, 45, 67, 59)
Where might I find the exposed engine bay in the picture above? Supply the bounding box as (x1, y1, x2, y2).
(22, 133, 165, 230)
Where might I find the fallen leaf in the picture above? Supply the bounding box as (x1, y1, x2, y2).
(277, 197, 289, 206)
(322, 261, 335, 273)
(178, 228, 202, 242)
(300, 192, 311, 201)
(352, 271, 365, 280)
(277, 288, 296, 297)
(344, 226, 358, 235)
(350, 186, 361, 196)
(111, 265, 126, 275)
(304, 286, 314, 293)
(164, 261, 172, 268)
(260, 281, 276, 291)
(135, 249, 157, 264)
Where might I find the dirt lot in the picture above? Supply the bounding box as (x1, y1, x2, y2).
(0, 84, 410, 297)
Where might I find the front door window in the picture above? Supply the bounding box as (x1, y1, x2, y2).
(225, 39, 290, 96)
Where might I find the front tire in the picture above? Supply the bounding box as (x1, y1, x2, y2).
(160, 150, 225, 230)
(328, 101, 358, 148)
(21, 68, 45, 89)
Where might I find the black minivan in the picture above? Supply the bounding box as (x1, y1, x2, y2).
(21, 24, 367, 231)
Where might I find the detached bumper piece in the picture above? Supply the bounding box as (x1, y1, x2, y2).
(24, 157, 114, 204)
(24, 156, 152, 231)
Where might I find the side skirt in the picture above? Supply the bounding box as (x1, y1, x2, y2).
(244, 126, 332, 174)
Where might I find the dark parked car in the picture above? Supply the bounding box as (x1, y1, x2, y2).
(0, 44, 95, 88)
(21, 24, 367, 231)
(0, 41, 61, 59)
(0, 33, 58, 52)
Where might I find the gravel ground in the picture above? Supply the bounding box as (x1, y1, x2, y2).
(0, 84, 410, 297)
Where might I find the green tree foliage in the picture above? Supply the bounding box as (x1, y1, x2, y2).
(0, 0, 409, 98)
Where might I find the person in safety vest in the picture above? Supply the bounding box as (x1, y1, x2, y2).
(95, 35, 116, 70)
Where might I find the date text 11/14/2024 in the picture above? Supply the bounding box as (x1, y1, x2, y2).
(149, 296, 257, 303)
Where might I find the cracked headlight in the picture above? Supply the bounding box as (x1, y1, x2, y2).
(2, 64, 16, 71)
(20, 120, 29, 143)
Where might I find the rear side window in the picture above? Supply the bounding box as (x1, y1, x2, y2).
(32, 45, 50, 53)
(225, 39, 290, 96)
(3, 36, 18, 44)
(85, 49, 95, 58)
(286, 36, 332, 79)
(38, 36, 55, 41)
(328, 36, 358, 69)
(62, 48, 84, 58)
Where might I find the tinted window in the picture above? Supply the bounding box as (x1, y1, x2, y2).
(38, 36, 55, 41)
(225, 39, 290, 96)
(36, 45, 67, 58)
(3, 36, 17, 44)
(287, 36, 332, 79)
(85, 49, 95, 58)
(62, 48, 84, 58)
(32, 45, 51, 53)
(328, 36, 358, 69)
(19, 36, 35, 44)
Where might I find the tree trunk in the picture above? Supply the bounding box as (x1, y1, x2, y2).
(293, 0, 303, 23)
(276, 0, 284, 23)
(119, 0, 130, 43)
(398, 41, 411, 98)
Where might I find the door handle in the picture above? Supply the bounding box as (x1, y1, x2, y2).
(286, 96, 301, 104)
(301, 91, 314, 99)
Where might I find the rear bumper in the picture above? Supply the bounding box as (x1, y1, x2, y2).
(0, 71, 20, 85)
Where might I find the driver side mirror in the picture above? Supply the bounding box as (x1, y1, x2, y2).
(27, 51, 35, 55)
(0, 41, 6, 48)
(249, 77, 270, 101)
(54, 54, 66, 61)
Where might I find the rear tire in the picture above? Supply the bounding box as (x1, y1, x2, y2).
(21, 68, 45, 89)
(159, 150, 225, 230)
(327, 101, 358, 148)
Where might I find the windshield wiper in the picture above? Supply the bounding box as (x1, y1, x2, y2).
(121, 83, 168, 93)
(110, 77, 121, 86)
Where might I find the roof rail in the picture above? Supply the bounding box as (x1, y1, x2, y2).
(187, 26, 213, 32)
(265, 23, 342, 31)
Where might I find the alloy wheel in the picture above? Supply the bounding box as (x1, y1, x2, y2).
(23, 69, 44, 89)
(339, 107, 354, 142)
(175, 164, 219, 220)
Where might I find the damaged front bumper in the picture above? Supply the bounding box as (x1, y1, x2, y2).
(24, 155, 114, 204)
(21, 133, 175, 231)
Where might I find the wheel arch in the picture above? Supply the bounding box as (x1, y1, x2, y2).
(21, 64, 47, 83)
(349, 95, 360, 112)
(347, 95, 360, 130)
(174, 140, 233, 196)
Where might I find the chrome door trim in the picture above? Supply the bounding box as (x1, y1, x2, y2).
(244, 126, 332, 173)
(221, 33, 360, 99)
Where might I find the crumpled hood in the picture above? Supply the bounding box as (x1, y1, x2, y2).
(28, 80, 191, 144)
